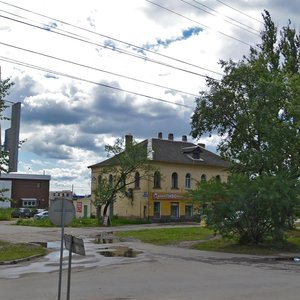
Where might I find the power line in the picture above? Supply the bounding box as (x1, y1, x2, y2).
(0, 41, 200, 98)
(0, 0, 223, 77)
(216, 0, 264, 24)
(179, 0, 260, 37)
(189, 0, 261, 35)
(0, 56, 195, 109)
(0, 12, 221, 81)
(145, 0, 253, 46)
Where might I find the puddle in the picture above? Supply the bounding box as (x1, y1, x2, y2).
(0, 238, 148, 279)
(273, 257, 300, 262)
(94, 232, 119, 244)
(98, 246, 142, 258)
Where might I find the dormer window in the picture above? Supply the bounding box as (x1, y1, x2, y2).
(192, 149, 200, 160)
(182, 146, 203, 161)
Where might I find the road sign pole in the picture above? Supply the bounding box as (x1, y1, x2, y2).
(66, 235, 73, 300)
(58, 199, 65, 300)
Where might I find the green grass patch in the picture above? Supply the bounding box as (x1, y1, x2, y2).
(116, 227, 214, 245)
(0, 208, 13, 221)
(0, 240, 46, 262)
(16, 218, 54, 227)
(192, 229, 300, 255)
(15, 216, 150, 227)
(111, 216, 151, 226)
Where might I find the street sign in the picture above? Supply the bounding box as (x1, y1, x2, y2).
(64, 234, 86, 256)
(49, 198, 75, 226)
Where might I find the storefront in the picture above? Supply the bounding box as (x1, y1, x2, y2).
(149, 192, 195, 221)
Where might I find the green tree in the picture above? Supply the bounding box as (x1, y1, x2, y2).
(190, 11, 300, 244)
(192, 175, 299, 245)
(93, 137, 155, 226)
(0, 77, 14, 202)
(0, 77, 13, 176)
(191, 11, 300, 178)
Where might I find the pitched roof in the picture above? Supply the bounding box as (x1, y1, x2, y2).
(150, 138, 228, 168)
(88, 137, 228, 169)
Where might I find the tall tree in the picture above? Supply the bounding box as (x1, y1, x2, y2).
(92, 136, 155, 225)
(0, 77, 14, 200)
(190, 12, 300, 244)
(191, 11, 300, 178)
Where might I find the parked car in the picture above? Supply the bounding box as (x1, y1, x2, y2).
(34, 211, 48, 219)
(11, 208, 33, 218)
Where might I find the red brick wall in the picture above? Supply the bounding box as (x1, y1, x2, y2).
(11, 179, 50, 209)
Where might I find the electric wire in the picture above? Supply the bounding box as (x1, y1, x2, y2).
(0, 0, 223, 77)
(216, 0, 264, 24)
(188, 0, 261, 35)
(0, 12, 221, 81)
(0, 56, 195, 109)
(145, 0, 253, 46)
(179, 0, 260, 37)
(0, 42, 201, 98)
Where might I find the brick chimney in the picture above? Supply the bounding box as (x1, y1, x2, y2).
(168, 133, 174, 141)
(125, 134, 133, 150)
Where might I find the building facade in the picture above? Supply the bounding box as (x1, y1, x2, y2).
(49, 190, 73, 201)
(0, 173, 51, 209)
(89, 133, 229, 221)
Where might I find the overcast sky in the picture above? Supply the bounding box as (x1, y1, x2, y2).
(0, 0, 299, 195)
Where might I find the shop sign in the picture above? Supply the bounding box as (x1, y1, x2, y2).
(153, 192, 184, 200)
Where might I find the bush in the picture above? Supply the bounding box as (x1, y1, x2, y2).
(193, 175, 300, 245)
(0, 208, 13, 221)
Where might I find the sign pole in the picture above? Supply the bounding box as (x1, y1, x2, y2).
(66, 235, 73, 300)
(57, 199, 65, 300)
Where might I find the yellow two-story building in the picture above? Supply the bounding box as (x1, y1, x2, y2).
(89, 132, 229, 222)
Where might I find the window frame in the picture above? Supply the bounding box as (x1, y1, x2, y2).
(171, 172, 178, 189)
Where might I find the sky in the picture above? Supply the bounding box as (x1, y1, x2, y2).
(0, 0, 299, 195)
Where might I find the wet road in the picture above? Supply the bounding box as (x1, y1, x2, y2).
(1, 221, 300, 300)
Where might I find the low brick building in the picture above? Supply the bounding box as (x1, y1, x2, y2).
(0, 173, 51, 209)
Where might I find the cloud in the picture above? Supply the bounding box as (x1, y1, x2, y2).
(144, 26, 203, 49)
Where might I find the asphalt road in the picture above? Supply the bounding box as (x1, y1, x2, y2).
(1, 221, 300, 300)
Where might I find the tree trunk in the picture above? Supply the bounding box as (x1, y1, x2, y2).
(96, 205, 102, 226)
(103, 202, 111, 226)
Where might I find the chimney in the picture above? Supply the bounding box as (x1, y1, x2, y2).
(125, 134, 133, 150)
(182, 135, 187, 142)
(158, 132, 163, 139)
(198, 143, 205, 148)
(168, 133, 174, 141)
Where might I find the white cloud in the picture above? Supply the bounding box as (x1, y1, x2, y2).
(0, 0, 298, 194)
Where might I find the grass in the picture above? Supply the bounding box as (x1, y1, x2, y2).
(15, 216, 150, 227)
(116, 227, 300, 255)
(0, 208, 13, 221)
(116, 227, 214, 245)
(191, 238, 300, 255)
(0, 240, 47, 263)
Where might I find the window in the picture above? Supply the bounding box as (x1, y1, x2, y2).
(171, 172, 178, 189)
(185, 205, 193, 218)
(185, 173, 191, 189)
(134, 171, 140, 188)
(109, 174, 113, 187)
(98, 175, 102, 185)
(153, 202, 160, 218)
(153, 171, 161, 188)
(216, 175, 221, 182)
(201, 174, 207, 182)
(193, 151, 200, 159)
(170, 202, 179, 218)
(120, 175, 126, 188)
(22, 199, 37, 207)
